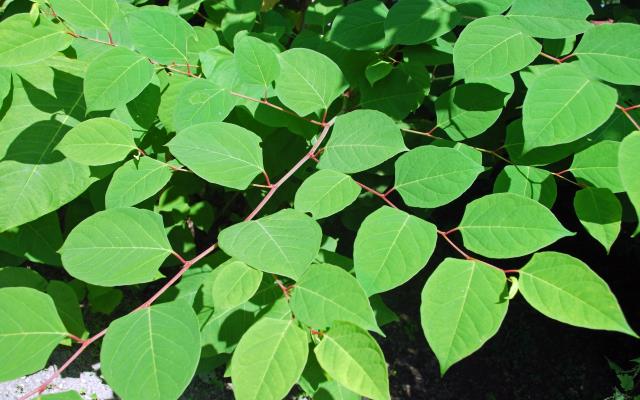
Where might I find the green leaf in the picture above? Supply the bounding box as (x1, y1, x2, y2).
(506, 0, 592, 39)
(0, 14, 72, 67)
(575, 23, 640, 86)
(173, 79, 238, 131)
(234, 35, 280, 87)
(218, 208, 322, 280)
(0, 267, 47, 290)
(275, 48, 346, 116)
(37, 391, 84, 400)
(61, 207, 173, 286)
(574, 188, 621, 253)
(395, 145, 484, 208)
(359, 66, 429, 120)
(290, 263, 379, 333)
(56, 117, 136, 165)
(459, 193, 573, 258)
(569, 140, 623, 193)
(0, 68, 11, 102)
(421, 258, 508, 375)
(168, 122, 263, 190)
(0, 212, 63, 266)
(354, 207, 437, 295)
(435, 82, 509, 141)
(519, 252, 637, 337)
(493, 165, 557, 208)
(385, 0, 460, 45)
(0, 77, 94, 231)
(101, 301, 201, 399)
(365, 60, 393, 86)
(619, 131, 640, 233)
(294, 169, 361, 219)
(105, 157, 172, 208)
(318, 110, 407, 173)
(84, 46, 154, 112)
(49, 0, 120, 31)
(0, 287, 66, 381)
(315, 321, 390, 400)
(453, 15, 541, 79)
(328, 0, 389, 50)
(448, 0, 512, 18)
(202, 259, 263, 311)
(128, 7, 195, 64)
(231, 318, 308, 400)
(522, 63, 617, 152)
(47, 280, 87, 340)
(315, 380, 360, 400)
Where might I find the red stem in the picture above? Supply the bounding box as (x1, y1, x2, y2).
(437, 230, 473, 260)
(244, 119, 335, 221)
(354, 181, 398, 209)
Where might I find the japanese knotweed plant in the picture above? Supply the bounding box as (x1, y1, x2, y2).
(0, 0, 638, 399)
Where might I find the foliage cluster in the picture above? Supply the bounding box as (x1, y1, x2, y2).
(0, 0, 639, 399)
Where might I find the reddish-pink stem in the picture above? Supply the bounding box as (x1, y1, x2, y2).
(616, 104, 640, 131)
(503, 269, 520, 274)
(437, 230, 473, 260)
(244, 119, 335, 221)
(354, 181, 398, 209)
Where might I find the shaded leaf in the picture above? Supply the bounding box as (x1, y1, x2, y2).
(385, 0, 460, 45)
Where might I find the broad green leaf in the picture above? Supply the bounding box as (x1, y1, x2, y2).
(453, 15, 541, 79)
(87, 285, 122, 315)
(318, 110, 407, 173)
(218, 208, 322, 280)
(569, 140, 623, 192)
(619, 131, 640, 233)
(522, 63, 617, 152)
(328, 0, 389, 50)
(105, 157, 172, 208)
(0, 14, 72, 67)
(354, 207, 437, 295)
(167, 122, 263, 190)
(294, 169, 361, 219)
(0, 287, 66, 381)
(61, 208, 173, 286)
(234, 35, 280, 87)
(493, 165, 557, 208)
(0, 267, 47, 290)
(574, 188, 621, 253)
(84, 46, 154, 112)
(459, 193, 573, 258)
(50, 0, 120, 31)
(37, 391, 84, 400)
(47, 280, 87, 340)
(315, 380, 360, 400)
(575, 23, 640, 86)
(57, 117, 136, 165)
(0, 68, 94, 232)
(202, 259, 263, 311)
(0, 68, 11, 102)
(173, 79, 238, 131)
(101, 301, 201, 399)
(275, 48, 346, 116)
(507, 0, 592, 39)
(448, 0, 512, 17)
(290, 263, 379, 333)
(0, 212, 63, 266)
(128, 7, 196, 64)
(158, 73, 190, 132)
(365, 60, 393, 86)
(421, 258, 508, 374)
(385, 0, 460, 45)
(435, 82, 509, 140)
(231, 318, 308, 400)
(359, 66, 429, 120)
(315, 321, 390, 400)
(395, 145, 484, 208)
(519, 252, 637, 337)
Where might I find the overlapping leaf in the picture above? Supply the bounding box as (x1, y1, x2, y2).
(294, 169, 361, 219)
